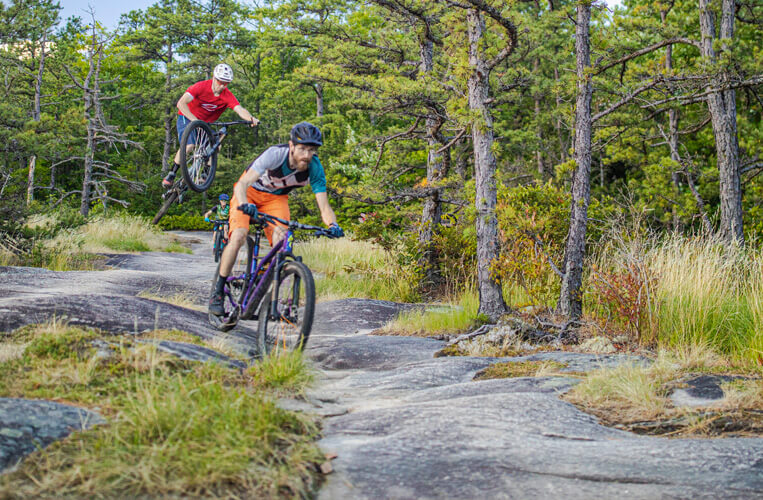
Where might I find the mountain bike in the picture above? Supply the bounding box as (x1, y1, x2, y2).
(152, 120, 255, 224)
(208, 218, 228, 263)
(208, 212, 340, 356)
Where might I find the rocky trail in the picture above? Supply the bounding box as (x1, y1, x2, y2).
(1, 231, 761, 498)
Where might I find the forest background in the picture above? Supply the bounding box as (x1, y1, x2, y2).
(0, 0, 761, 364)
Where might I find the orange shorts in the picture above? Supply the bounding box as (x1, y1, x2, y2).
(229, 184, 289, 245)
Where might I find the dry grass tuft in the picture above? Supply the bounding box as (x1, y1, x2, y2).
(137, 289, 203, 311)
(564, 348, 763, 437)
(474, 360, 569, 380)
(0, 342, 28, 363)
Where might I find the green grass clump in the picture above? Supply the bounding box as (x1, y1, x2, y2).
(103, 236, 150, 252)
(0, 321, 323, 498)
(249, 349, 315, 393)
(48, 213, 188, 255)
(588, 234, 763, 368)
(382, 288, 481, 336)
(7, 212, 190, 271)
(162, 241, 193, 254)
(299, 236, 417, 302)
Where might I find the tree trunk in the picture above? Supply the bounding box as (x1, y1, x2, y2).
(27, 31, 47, 206)
(554, 67, 566, 165)
(534, 58, 545, 177)
(26, 157, 36, 206)
(162, 46, 174, 173)
(699, 0, 743, 244)
(662, 9, 682, 232)
(315, 82, 324, 117)
(557, 1, 593, 321)
(80, 27, 98, 217)
(418, 33, 445, 294)
(80, 129, 95, 216)
(467, 9, 506, 321)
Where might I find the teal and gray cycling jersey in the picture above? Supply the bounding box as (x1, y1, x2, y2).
(210, 204, 230, 219)
(246, 144, 326, 196)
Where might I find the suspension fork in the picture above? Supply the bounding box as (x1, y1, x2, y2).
(269, 255, 304, 320)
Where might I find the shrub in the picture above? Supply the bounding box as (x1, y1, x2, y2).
(157, 213, 211, 231)
(493, 181, 615, 308)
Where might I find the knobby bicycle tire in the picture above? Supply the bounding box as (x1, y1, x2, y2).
(179, 120, 217, 193)
(152, 190, 178, 225)
(256, 261, 315, 356)
(213, 230, 223, 263)
(208, 236, 253, 332)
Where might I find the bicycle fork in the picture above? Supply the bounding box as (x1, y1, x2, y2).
(267, 255, 302, 321)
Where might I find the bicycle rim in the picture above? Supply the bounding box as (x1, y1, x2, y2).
(180, 121, 217, 192)
(257, 261, 315, 356)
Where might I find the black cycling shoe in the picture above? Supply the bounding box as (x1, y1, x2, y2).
(162, 170, 176, 188)
(209, 291, 225, 316)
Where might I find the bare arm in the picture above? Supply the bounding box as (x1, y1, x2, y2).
(232, 105, 259, 126)
(176, 92, 198, 121)
(233, 168, 261, 207)
(315, 192, 337, 226)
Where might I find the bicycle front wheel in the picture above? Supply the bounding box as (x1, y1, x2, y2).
(257, 261, 315, 356)
(179, 120, 217, 192)
(213, 230, 223, 263)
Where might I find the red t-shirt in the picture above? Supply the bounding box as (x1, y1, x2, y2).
(179, 79, 240, 122)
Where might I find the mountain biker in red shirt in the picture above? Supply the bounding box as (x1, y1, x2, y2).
(162, 63, 260, 187)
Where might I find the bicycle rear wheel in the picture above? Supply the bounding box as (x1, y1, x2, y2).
(257, 261, 315, 356)
(152, 190, 178, 225)
(179, 120, 217, 192)
(208, 236, 253, 332)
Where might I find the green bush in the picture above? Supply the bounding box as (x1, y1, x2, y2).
(493, 181, 615, 307)
(157, 213, 212, 231)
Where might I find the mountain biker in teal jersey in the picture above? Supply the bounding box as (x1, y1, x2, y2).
(208, 122, 344, 316)
(162, 63, 259, 187)
(205, 193, 230, 221)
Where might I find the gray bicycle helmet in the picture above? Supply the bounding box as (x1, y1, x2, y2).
(290, 122, 323, 146)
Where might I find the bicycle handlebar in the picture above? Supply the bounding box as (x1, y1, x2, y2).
(209, 218, 228, 224)
(213, 120, 255, 127)
(250, 211, 332, 236)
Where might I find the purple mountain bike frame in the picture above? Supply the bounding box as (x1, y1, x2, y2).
(224, 228, 295, 314)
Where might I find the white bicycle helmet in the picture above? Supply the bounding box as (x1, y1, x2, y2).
(213, 63, 233, 82)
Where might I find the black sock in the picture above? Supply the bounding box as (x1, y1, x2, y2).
(172, 162, 180, 173)
(215, 274, 227, 294)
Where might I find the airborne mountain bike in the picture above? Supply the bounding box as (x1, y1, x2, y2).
(152, 120, 255, 224)
(208, 211, 341, 356)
